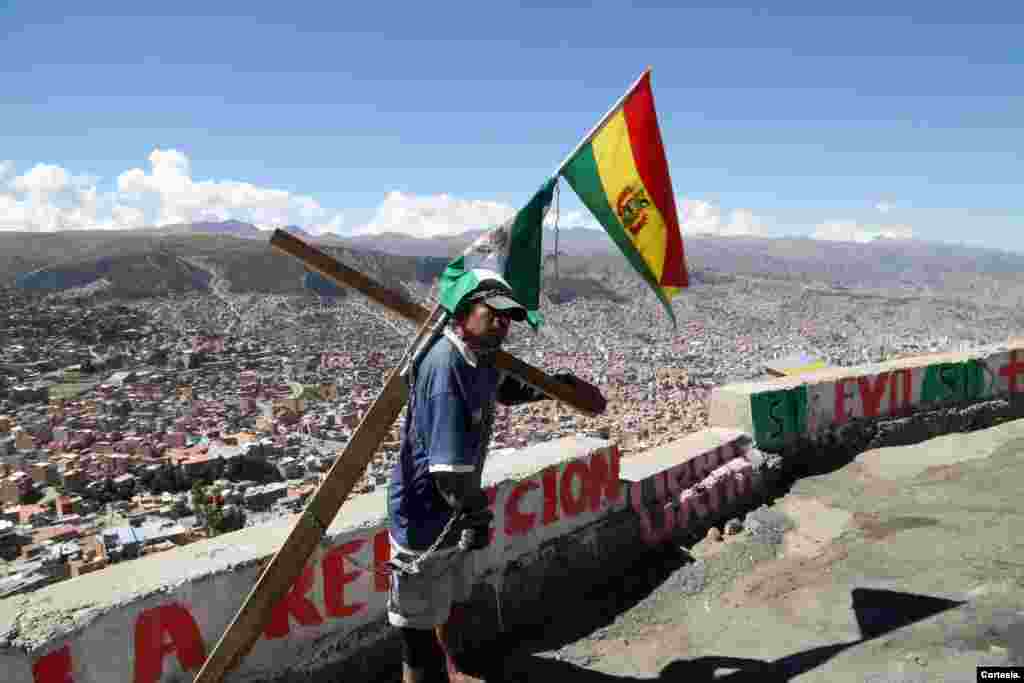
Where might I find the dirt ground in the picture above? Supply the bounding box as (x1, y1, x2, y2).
(477, 418, 1024, 682)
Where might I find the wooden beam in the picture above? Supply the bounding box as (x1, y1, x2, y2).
(193, 366, 410, 682)
(269, 229, 605, 416)
(270, 230, 429, 326)
(193, 232, 606, 682)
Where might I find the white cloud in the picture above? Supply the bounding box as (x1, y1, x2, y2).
(722, 208, 766, 236)
(0, 150, 347, 234)
(13, 163, 72, 195)
(875, 200, 894, 214)
(111, 204, 146, 229)
(116, 149, 345, 233)
(353, 191, 517, 238)
(0, 163, 103, 232)
(679, 198, 721, 234)
(0, 194, 29, 231)
(544, 208, 597, 230)
(812, 220, 913, 243)
(353, 193, 770, 239)
(676, 198, 768, 237)
(545, 196, 768, 237)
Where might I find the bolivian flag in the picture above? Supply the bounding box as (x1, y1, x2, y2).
(561, 70, 688, 324)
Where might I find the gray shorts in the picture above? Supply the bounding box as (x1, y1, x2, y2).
(386, 536, 476, 629)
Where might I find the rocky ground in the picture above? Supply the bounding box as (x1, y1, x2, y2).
(444, 419, 1024, 682)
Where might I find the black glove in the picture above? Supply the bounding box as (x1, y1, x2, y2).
(455, 489, 494, 551)
(553, 372, 581, 388)
(457, 507, 495, 551)
(554, 371, 606, 414)
(497, 371, 585, 406)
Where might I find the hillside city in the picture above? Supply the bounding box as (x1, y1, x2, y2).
(2, 244, 1024, 600)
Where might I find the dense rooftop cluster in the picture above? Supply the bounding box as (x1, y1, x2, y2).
(2, 258, 1023, 598)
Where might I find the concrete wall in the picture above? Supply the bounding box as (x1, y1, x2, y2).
(11, 343, 1019, 682)
(621, 429, 780, 547)
(710, 343, 1024, 452)
(0, 432, 777, 683)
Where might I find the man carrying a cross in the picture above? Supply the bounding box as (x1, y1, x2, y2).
(386, 276, 580, 683)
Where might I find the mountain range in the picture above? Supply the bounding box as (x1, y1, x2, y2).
(140, 220, 319, 242)
(3, 220, 1024, 304)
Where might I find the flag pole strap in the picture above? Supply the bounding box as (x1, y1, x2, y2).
(552, 66, 652, 178)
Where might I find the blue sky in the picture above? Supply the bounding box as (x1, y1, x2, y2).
(2, 1, 1022, 250)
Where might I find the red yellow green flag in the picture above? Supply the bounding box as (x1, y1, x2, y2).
(560, 70, 688, 324)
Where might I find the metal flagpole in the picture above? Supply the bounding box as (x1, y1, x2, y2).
(551, 67, 652, 178)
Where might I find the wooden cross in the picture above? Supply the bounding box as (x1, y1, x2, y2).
(192, 230, 606, 682)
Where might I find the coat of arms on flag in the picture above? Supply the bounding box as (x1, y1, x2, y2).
(438, 69, 687, 328)
(559, 69, 689, 325)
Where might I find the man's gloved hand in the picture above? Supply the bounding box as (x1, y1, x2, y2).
(455, 489, 494, 552)
(552, 371, 606, 415)
(457, 507, 495, 551)
(553, 372, 581, 388)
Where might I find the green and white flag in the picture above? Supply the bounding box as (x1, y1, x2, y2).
(438, 177, 556, 329)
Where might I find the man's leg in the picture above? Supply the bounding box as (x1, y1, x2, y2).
(388, 551, 451, 681)
(400, 627, 439, 683)
(387, 540, 460, 679)
(435, 554, 486, 682)
(435, 606, 478, 683)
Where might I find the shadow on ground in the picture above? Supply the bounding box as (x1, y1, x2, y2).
(497, 544, 698, 655)
(471, 588, 964, 682)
